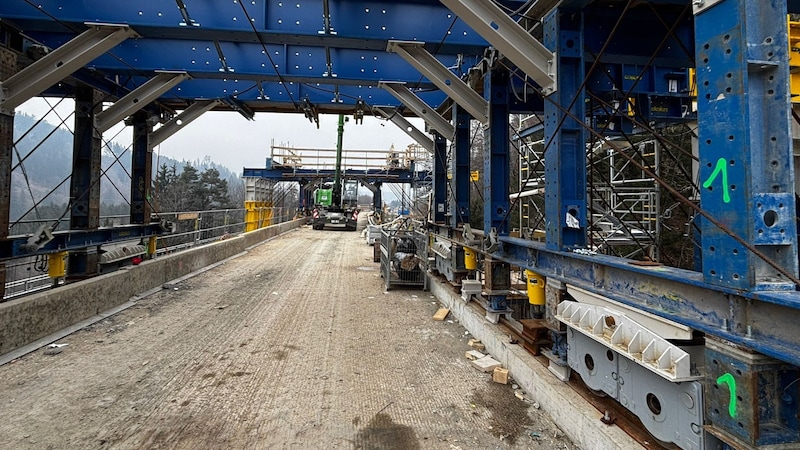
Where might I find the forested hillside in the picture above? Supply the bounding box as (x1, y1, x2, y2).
(12, 113, 242, 221)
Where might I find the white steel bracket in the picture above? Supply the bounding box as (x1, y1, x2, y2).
(95, 70, 190, 133)
(378, 81, 455, 139)
(386, 40, 488, 124)
(438, 0, 557, 95)
(150, 99, 222, 148)
(374, 106, 434, 152)
(692, 0, 725, 15)
(556, 300, 700, 382)
(0, 23, 139, 113)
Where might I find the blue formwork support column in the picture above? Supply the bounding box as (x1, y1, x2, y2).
(372, 182, 382, 214)
(130, 111, 152, 225)
(543, 9, 587, 251)
(451, 104, 471, 228)
(69, 86, 103, 278)
(484, 68, 510, 236)
(694, 0, 798, 291)
(433, 131, 447, 224)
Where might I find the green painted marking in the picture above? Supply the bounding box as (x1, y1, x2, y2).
(702, 158, 731, 203)
(717, 373, 737, 418)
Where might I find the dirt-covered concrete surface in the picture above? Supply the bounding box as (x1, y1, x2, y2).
(0, 222, 575, 449)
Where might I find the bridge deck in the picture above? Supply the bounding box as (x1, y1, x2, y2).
(0, 223, 572, 449)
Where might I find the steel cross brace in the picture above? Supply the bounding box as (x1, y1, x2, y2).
(387, 40, 488, 124)
(374, 106, 434, 152)
(150, 99, 223, 148)
(95, 71, 190, 133)
(0, 23, 139, 113)
(439, 0, 557, 95)
(378, 81, 455, 139)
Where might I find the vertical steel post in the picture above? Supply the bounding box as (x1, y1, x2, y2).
(68, 86, 103, 278)
(694, 0, 798, 290)
(451, 104, 471, 228)
(0, 48, 16, 299)
(433, 131, 447, 223)
(483, 68, 510, 236)
(130, 111, 153, 224)
(373, 182, 383, 216)
(543, 10, 587, 251)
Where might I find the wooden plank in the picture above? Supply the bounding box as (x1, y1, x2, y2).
(432, 308, 450, 321)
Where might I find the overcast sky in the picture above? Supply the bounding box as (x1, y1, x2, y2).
(18, 97, 426, 175)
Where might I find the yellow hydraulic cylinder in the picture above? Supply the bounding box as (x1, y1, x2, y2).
(525, 270, 545, 306)
(147, 236, 157, 258)
(464, 247, 477, 270)
(48, 251, 68, 278)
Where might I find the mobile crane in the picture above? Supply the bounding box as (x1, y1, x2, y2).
(311, 114, 359, 231)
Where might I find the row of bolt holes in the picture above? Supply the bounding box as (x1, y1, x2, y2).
(710, 359, 747, 429)
(701, 34, 777, 99)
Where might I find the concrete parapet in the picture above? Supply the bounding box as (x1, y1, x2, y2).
(0, 219, 304, 356)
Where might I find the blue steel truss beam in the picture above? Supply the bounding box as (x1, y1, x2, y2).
(242, 167, 428, 185)
(0, 0, 505, 113)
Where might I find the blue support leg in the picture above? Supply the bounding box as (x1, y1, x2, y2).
(130, 111, 152, 225)
(484, 68, 511, 237)
(543, 9, 587, 251)
(695, 0, 798, 291)
(68, 86, 102, 279)
(433, 131, 447, 224)
(451, 104, 471, 228)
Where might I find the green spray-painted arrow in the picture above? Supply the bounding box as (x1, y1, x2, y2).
(702, 158, 731, 203)
(717, 373, 737, 418)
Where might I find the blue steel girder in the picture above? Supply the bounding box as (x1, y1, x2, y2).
(498, 236, 800, 367)
(0, 223, 169, 260)
(0, 0, 516, 113)
(242, 167, 427, 185)
(695, 0, 799, 291)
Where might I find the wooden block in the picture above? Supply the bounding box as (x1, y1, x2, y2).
(473, 342, 486, 352)
(465, 350, 485, 360)
(432, 308, 450, 321)
(471, 355, 501, 373)
(492, 367, 509, 384)
(468, 338, 481, 347)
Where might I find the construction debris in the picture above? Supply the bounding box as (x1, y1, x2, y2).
(433, 308, 450, 321)
(471, 355, 501, 373)
(468, 339, 486, 352)
(492, 367, 509, 384)
(465, 350, 486, 361)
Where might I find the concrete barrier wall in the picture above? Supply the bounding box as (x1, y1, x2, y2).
(0, 219, 304, 356)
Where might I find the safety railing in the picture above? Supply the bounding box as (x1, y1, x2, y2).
(3, 206, 296, 300)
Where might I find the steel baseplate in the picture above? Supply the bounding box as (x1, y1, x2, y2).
(556, 301, 700, 382)
(568, 330, 706, 450)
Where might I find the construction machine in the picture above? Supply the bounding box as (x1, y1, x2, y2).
(311, 114, 359, 231)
